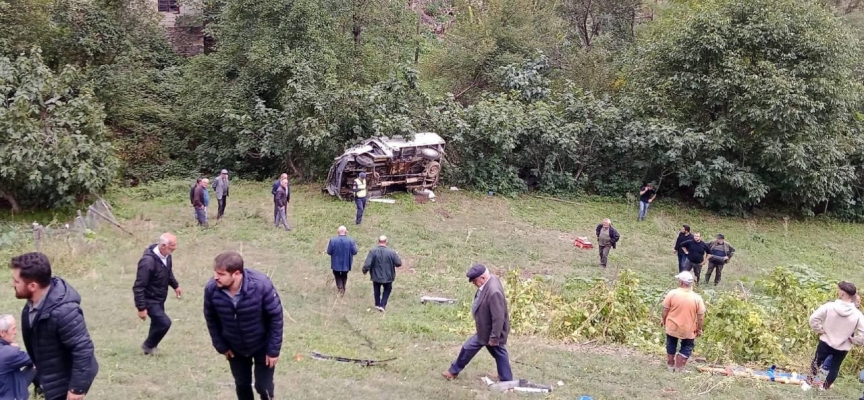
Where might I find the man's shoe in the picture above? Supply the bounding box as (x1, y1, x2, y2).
(442, 371, 457, 380)
(142, 344, 157, 356)
(375, 306, 385, 312)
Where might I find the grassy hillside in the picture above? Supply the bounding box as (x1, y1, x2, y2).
(0, 181, 861, 399)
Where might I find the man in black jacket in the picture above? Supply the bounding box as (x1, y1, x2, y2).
(133, 233, 182, 355)
(595, 218, 620, 268)
(274, 178, 291, 231)
(680, 232, 711, 285)
(204, 251, 284, 400)
(10, 252, 98, 400)
(673, 225, 692, 273)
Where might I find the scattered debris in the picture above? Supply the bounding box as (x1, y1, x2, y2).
(574, 237, 594, 249)
(449, 186, 459, 191)
(414, 189, 437, 202)
(557, 381, 564, 386)
(369, 198, 396, 204)
(483, 377, 553, 393)
(420, 296, 457, 304)
(697, 365, 807, 385)
(310, 352, 396, 366)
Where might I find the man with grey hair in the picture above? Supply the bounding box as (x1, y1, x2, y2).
(327, 226, 358, 295)
(213, 169, 230, 220)
(595, 218, 620, 268)
(271, 173, 289, 224)
(443, 264, 512, 382)
(0, 314, 34, 399)
(133, 233, 182, 355)
(274, 178, 291, 231)
(362, 236, 402, 312)
(661, 271, 706, 372)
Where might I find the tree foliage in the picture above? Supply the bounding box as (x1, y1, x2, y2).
(0, 50, 118, 211)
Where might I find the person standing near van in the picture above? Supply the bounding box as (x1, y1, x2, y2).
(353, 173, 368, 225)
(213, 169, 230, 220)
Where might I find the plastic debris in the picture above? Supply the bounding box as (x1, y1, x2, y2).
(420, 296, 457, 305)
(369, 198, 396, 204)
(557, 381, 564, 386)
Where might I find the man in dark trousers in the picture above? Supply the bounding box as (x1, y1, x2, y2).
(704, 234, 735, 286)
(362, 235, 402, 312)
(190, 177, 201, 219)
(673, 225, 692, 273)
(327, 226, 357, 295)
(353, 172, 368, 225)
(10, 252, 98, 400)
(442, 264, 513, 382)
(204, 251, 283, 400)
(271, 173, 288, 224)
(274, 178, 291, 231)
(213, 169, 230, 220)
(193, 178, 210, 226)
(133, 232, 182, 355)
(595, 218, 620, 268)
(680, 232, 711, 285)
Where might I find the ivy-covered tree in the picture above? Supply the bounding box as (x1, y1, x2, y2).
(623, 0, 864, 213)
(0, 50, 118, 211)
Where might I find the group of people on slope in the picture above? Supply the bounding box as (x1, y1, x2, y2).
(325, 226, 402, 312)
(673, 225, 735, 286)
(190, 169, 231, 227)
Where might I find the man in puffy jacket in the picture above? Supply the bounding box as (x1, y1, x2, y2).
(809, 281, 864, 390)
(133, 233, 182, 355)
(204, 251, 284, 400)
(0, 314, 34, 400)
(326, 226, 357, 295)
(10, 252, 98, 400)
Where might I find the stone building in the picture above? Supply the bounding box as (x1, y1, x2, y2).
(155, 0, 205, 56)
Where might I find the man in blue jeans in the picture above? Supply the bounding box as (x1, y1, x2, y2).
(638, 183, 657, 221)
(673, 225, 692, 273)
(353, 172, 368, 225)
(661, 271, 706, 372)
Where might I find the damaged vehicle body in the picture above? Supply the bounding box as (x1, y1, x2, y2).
(324, 132, 445, 199)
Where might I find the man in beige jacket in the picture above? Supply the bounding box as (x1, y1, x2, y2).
(808, 281, 864, 390)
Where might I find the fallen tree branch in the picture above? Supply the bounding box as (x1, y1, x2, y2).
(88, 205, 134, 236)
(310, 352, 396, 366)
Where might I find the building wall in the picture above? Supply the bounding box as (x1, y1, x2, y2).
(151, 0, 205, 56)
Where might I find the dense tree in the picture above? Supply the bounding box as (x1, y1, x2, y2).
(0, 51, 118, 211)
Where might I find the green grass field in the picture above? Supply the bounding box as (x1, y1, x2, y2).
(1, 181, 863, 399)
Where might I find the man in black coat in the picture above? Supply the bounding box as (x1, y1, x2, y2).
(133, 233, 182, 355)
(10, 252, 98, 400)
(443, 264, 513, 382)
(680, 232, 711, 285)
(595, 218, 621, 268)
(204, 251, 284, 400)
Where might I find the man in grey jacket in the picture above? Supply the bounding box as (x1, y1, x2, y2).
(212, 169, 230, 220)
(442, 264, 513, 382)
(362, 236, 401, 312)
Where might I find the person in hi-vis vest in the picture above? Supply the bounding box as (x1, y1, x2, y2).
(353, 172, 368, 225)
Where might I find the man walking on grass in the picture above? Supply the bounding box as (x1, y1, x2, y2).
(704, 234, 735, 286)
(353, 172, 368, 225)
(362, 236, 401, 312)
(133, 233, 182, 356)
(443, 264, 513, 382)
(808, 281, 864, 391)
(661, 271, 705, 373)
(673, 225, 692, 273)
(271, 173, 288, 224)
(679, 232, 710, 285)
(193, 178, 210, 226)
(274, 178, 291, 231)
(0, 314, 35, 400)
(11, 252, 98, 400)
(638, 182, 657, 221)
(213, 169, 230, 220)
(327, 226, 357, 295)
(595, 218, 620, 268)
(204, 251, 284, 400)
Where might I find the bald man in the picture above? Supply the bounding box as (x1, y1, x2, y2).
(327, 226, 358, 295)
(362, 236, 402, 312)
(133, 233, 182, 355)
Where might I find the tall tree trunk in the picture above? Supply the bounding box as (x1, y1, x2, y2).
(0, 190, 21, 213)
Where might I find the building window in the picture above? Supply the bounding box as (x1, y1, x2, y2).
(158, 0, 179, 12)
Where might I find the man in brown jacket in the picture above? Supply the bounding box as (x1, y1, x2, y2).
(442, 264, 513, 382)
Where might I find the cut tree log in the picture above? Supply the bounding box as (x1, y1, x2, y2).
(420, 296, 457, 304)
(310, 352, 396, 366)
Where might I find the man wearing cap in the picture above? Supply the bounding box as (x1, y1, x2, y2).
(661, 271, 706, 373)
(327, 226, 357, 295)
(362, 236, 401, 312)
(704, 234, 735, 286)
(808, 281, 864, 390)
(442, 264, 513, 382)
(213, 169, 230, 220)
(353, 173, 368, 225)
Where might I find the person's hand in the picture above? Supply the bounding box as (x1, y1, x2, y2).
(660, 319, 666, 327)
(175, 287, 183, 299)
(67, 391, 85, 400)
(723, 256, 729, 261)
(695, 329, 703, 337)
(488, 338, 499, 347)
(224, 350, 234, 360)
(266, 356, 279, 368)
(10, 342, 19, 348)
(138, 310, 148, 320)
